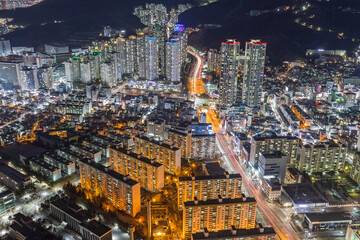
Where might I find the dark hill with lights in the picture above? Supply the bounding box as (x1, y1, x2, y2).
(179, 0, 359, 63)
(1, 0, 359, 62)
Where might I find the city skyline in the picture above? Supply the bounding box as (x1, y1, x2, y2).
(0, 1, 359, 240)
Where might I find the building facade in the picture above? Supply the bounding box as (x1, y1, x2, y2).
(178, 173, 242, 209)
(219, 40, 240, 106)
(109, 146, 164, 192)
(134, 135, 181, 174)
(168, 130, 216, 159)
(250, 135, 299, 168)
(78, 159, 141, 217)
(298, 143, 347, 173)
(183, 196, 257, 239)
(242, 40, 266, 107)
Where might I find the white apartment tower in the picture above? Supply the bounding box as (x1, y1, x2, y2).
(165, 41, 181, 82)
(219, 40, 240, 106)
(242, 40, 267, 108)
(144, 36, 159, 80)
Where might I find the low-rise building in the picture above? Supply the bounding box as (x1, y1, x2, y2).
(0, 163, 31, 191)
(70, 143, 102, 162)
(0, 188, 15, 215)
(282, 183, 328, 208)
(83, 138, 110, 158)
(55, 148, 85, 166)
(304, 212, 352, 231)
(80, 220, 112, 240)
(29, 157, 62, 181)
(285, 168, 302, 184)
(107, 132, 134, 149)
(50, 198, 93, 232)
(44, 152, 76, 176)
(9, 213, 58, 240)
(50, 198, 112, 240)
(261, 177, 282, 201)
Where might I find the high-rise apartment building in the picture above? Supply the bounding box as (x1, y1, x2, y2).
(64, 57, 80, 83)
(78, 158, 141, 217)
(168, 129, 216, 159)
(298, 143, 347, 173)
(19, 67, 37, 90)
(145, 36, 159, 80)
(80, 61, 92, 84)
(350, 152, 360, 185)
(207, 49, 220, 73)
(178, 172, 242, 209)
(191, 224, 277, 240)
(152, 25, 166, 76)
(171, 30, 188, 65)
(134, 135, 181, 174)
(250, 135, 299, 168)
(137, 33, 146, 79)
(165, 41, 181, 82)
(100, 61, 116, 87)
(183, 196, 257, 239)
(109, 146, 164, 192)
(117, 36, 137, 75)
(219, 40, 240, 106)
(242, 40, 267, 107)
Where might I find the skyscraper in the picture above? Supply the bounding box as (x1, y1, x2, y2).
(242, 40, 267, 108)
(100, 61, 116, 87)
(80, 61, 92, 84)
(145, 36, 159, 80)
(219, 40, 240, 106)
(152, 25, 166, 76)
(165, 41, 181, 82)
(137, 33, 146, 79)
(117, 36, 137, 75)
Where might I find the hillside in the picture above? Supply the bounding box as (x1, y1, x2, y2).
(0, 0, 358, 62)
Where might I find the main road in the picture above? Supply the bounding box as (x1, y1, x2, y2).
(217, 133, 300, 240)
(186, 46, 300, 240)
(187, 46, 205, 97)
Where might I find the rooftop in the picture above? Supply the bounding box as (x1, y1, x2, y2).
(184, 196, 256, 207)
(79, 159, 139, 186)
(136, 135, 180, 151)
(80, 220, 112, 237)
(50, 198, 92, 223)
(0, 164, 30, 183)
(110, 146, 162, 167)
(283, 183, 328, 205)
(305, 212, 352, 223)
(192, 226, 276, 240)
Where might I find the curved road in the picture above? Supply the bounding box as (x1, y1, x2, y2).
(217, 133, 300, 240)
(187, 46, 299, 239)
(187, 46, 204, 96)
